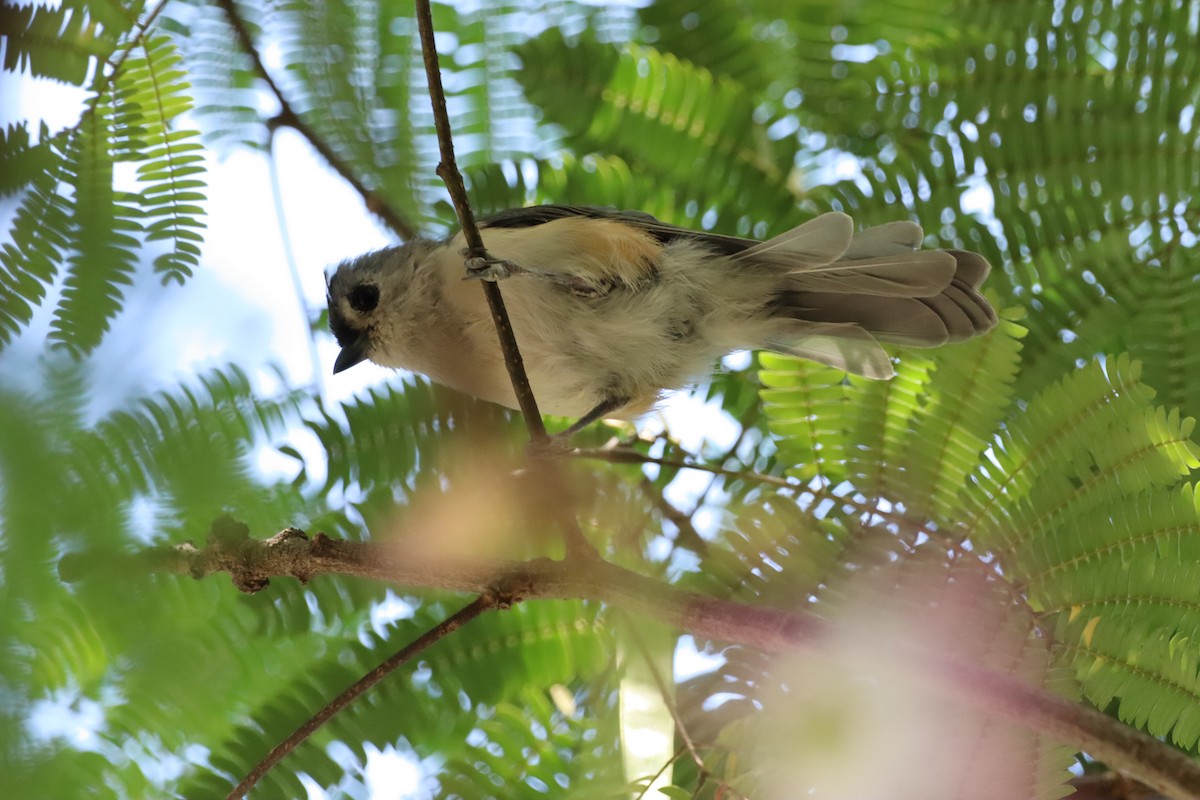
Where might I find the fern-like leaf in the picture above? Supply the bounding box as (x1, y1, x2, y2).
(0, 0, 134, 85)
(515, 31, 800, 231)
(793, 0, 1200, 409)
(309, 377, 518, 494)
(69, 364, 305, 512)
(964, 355, 1154, 543)
(639, 0, 789, 97)
(440, 686, 625, 799)
(466, 152, 698, 229)
(843, 353, 936, 503)
(113, 34, 207, 283)
(50, 98, 142, 355)
(954, 353, 1200, 748)
(758, 353, 849, 485)
(903, 311, 1027, 520)
(0, 138, 69, 347)
(0, 122, 57, 196)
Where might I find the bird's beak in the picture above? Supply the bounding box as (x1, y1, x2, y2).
(333, 333, 370, 374)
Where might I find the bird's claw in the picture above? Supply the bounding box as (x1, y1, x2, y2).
(464, 256, 525, 282)
(463, 255, 612, 298)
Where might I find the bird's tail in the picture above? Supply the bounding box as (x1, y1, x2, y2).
(737, 212, 998, 379)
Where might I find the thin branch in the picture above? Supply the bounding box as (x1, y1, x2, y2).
(213, 0, 417, 239)
(632, 747, 690, 800)
(410, 0, 600, 560)
(109, 520, 1200, 800)
(56, 0, 170, 140)
(98, 0, 170, 89)
(577, 445, 944, 546)
(266, 130, 325, 400)
(411, 0, 547, 443)
(623, 616, 748, 800)
(573, 446, 798, 490)
(226, 594, 498, 800)
(639, 475, 709, 556)
(625, 618, 707, 771)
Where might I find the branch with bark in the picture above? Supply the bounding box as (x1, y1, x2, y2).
(141, 518, 1200, 800)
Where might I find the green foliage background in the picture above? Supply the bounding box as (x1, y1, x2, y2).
(2, 0, 1200, 797)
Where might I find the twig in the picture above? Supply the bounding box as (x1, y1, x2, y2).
(266, 130, 325, 399)
(214, 0, 417, 239)
(99, 0, 170, 89)
(225, 593, 498, 799)
(410, 0, 598, 559)
(625, 618, 707, 771)
(623, 616, 749, 800)
(638, 475, 709, 556)
(576, 446, 944, 547)
(632, 747, 690, 800)
(573, 447, 798, 490)
(412, 0, 547, 443)
(97, 520, 1200, 800)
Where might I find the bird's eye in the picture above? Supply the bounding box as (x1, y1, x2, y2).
(348, 284, 380, 313)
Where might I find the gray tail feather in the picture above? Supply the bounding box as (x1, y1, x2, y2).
(771, 249, 998, 347)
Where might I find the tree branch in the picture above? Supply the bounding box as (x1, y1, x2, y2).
(578, 445, 946, 547)
(623, 614, 747, 799)
(1069, 772, 1169, 800)
(573, 446, 799, 490)
(131, 519, 1200, 800)
(225, 594, 498, 800)
(411, 0, 547, 443)
(214, 0, 417, 239)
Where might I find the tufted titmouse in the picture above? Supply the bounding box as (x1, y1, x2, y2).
(327, 205, 996, 429)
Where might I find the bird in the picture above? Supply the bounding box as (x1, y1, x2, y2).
(327, 205, 997, 434)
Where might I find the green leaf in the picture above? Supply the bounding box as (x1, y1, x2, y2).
(515, 30, 801, 231)
(50, 99, 142, 355)
(0, 137, 69, 347)
(113, 34, 208, 283)
(0, 0, 134, 85)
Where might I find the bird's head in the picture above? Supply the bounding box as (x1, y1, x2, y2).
(326, 241, 431, 374)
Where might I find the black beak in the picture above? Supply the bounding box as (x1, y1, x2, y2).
(333, 333, 370, 374)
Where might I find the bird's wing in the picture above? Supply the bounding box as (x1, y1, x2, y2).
(460, 216, 658, 287)
(479, 204, 759, 255)
(474, 209, 996, 345)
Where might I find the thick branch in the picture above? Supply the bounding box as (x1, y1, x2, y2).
(138, 523, 1200, 800)
(412, 0, 547, 442)
(214, 0, 417, 239)
(1069, 772, 1168, 800)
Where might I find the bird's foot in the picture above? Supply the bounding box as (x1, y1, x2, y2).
(462, 252, 612, 297)
(464, 255, 527, 282)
